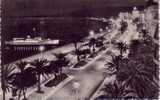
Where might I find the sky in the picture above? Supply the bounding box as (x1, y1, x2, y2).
(3, 0, 148, 17)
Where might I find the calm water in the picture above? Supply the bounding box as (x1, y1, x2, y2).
(3, 17, 105, 64)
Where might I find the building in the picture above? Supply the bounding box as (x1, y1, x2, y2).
(132, 7, 140, 19)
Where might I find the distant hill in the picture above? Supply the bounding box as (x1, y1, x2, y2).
(70, 6, 145, 18)
(3, 0, 147, 18)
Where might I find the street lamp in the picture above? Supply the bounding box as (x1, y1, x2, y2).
(106, 26, 108, 30)
(89, 30, 95, 38)
(99, 28, 103, 32)
(39, 46, 45, 59)
(33, 27, 36, 32)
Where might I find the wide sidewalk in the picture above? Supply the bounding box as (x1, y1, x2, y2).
(0, 30, 111, 100)
(45, 20, 140, 100)
(28, 20, 142, 100)
(46, 46, 115, 100)
(26, 34, 114, 100)
(1, 19, 139, 100)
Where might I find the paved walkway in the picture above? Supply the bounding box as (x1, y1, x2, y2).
(26, 30, 115, 100)
(46, 48, 114, 100)
(25, 44, 114, 100)
(45, 20, 141, 100)
(0, 30, 112, 100)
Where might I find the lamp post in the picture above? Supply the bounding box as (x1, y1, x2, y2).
(89, 30, 95, 38)
(38, 46, 45, 59)
(33, 27, 36, 37)
(89, 30, 96, 52)
(99, 28, 103, 33)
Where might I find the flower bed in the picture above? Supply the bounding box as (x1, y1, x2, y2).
(73, 60, 88, 68)
(44, 73, 68, 87)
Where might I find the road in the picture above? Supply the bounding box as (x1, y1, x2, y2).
(1, 18, 140, 100)
(0, 30, 111, 100)
(46, 48, 113, 100)
(46, 19, 140, 100)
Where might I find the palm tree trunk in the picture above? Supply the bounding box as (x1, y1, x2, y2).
(23, 89, 27, 100)
(76, 50, 80, 62)
(59, 68, 63, 80)
(55, 73, 58, 83)
(77, 55, 80, 62)
(2, 66, 5, 100)
(74, 42, 78, 51)
(2, 90, 5, 100)
(74, 42, 81, 62)
(37, 75, 41, 92)
(18, 90, 22, 100)
(120, 49, 123, 57)
(93, 45, 95, 52)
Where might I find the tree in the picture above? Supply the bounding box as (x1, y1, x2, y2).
(31, 59, 48, 93)
(54, 53, 70, 79)
(119, 20, 128, 34)
(47, 61, 59, 78)
(98, 82, 137, 99)
(146, 0, 158, 7)
(11, 61, 37, 100)
(43, 61, 55, 76)
(116, 60, 159, 99)
(69, 31, 86, 62)
(96, 36, 105, 49)
(75, 48, 91, 60)
(54, 53, 69, 71)
(88, 37, 96, 53)
(128, 39, 141, 58)
(106, 55, 122, 73)
(1, 64, 16, 100)
(129, 38, 155, 63)
(127, 37, 159, 98)
(116, 42, 128, 57)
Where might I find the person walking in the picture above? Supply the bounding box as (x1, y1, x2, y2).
(72, 80, 80, 100)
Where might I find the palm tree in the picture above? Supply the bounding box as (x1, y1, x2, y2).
(129, 39, 155, 61)
(119, 20, 128, 34)
(1, 64, 16, 100)
(105, 55, 122, 73)
(116, 42, 128, 57)
(116, 60, 159, 98)
(11, 61, 37, 100)
(43, 61, 55, 77)
(48, 61, 59, 77)
(96, 36, 106, 50)
(70, 33, 84, 62)
(54, 53, 70, 79)
(146, 0, 158, 7)
(98, 82, 137, 99)
(128, 39, 141, 58)
(31, 59, 48, 93)
(88, 37, 96, 53)
(142, 55, 159, 80)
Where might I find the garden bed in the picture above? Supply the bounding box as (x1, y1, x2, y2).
(88, 53, 98, 58)
(73, 60, 88, 68)
(44, 73, 68, 87)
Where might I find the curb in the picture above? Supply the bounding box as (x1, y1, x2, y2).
(44, 75, 74, 100)
(25, 75, 55, 98)
(90, 75, 116, 100)
(90, 77, 107, 100)
(69, 46, 111, 71)
(25, 75, 73, 99)
(80, 47, 111, 70)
